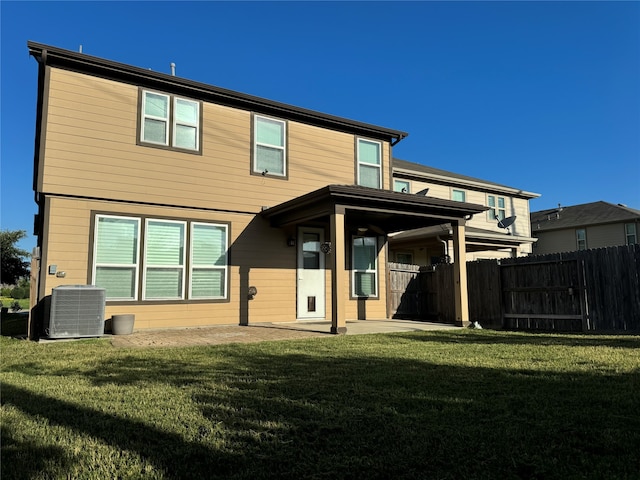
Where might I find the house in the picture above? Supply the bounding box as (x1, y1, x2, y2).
(27, 41, 487, 336)
(389, 159, 540, 264)
(531, 201, 640, 255)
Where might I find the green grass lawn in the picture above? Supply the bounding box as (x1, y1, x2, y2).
(2, 330, 639, 480)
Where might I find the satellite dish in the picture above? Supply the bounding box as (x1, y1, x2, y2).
(497, 215, 516, 234)
(416, 188, 430, 196)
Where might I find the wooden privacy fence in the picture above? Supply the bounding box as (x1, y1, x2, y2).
(389, 244, 640, 333)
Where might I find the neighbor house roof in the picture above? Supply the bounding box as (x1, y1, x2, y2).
(531, 201, 640, 232)
(393, 158, 540, 199)
(27, 41, 408, 144)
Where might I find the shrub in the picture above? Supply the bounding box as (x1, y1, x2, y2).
(0, 287, 12, 297)
(10, 286, 29, 300)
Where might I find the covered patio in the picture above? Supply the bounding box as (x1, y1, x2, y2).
(261, 185, 488, 333)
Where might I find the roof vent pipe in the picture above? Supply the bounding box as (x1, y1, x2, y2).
(170, 62, 176, 76)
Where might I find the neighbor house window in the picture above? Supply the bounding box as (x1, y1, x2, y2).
(357, 138, 382, 188)
(143, 219, 186, 300)
(190, 223, 228, 299)
(93, 215, 229, 302)
(576, 229, 587, 250)
(625, 223, 637, 245)
(396, 252, 413, 265)
(140, 90, 201, 152)
(93, 215, 140, 300)
(488, 195, 507, 221)
(352, 236, 378, 297)
(253, 115, 287, 177)
(452, 189, 466, 202)
(394, 180, 410, 193)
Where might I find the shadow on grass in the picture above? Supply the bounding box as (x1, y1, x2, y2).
(0, 312, 28, 337)
(4, 340, 640, 479)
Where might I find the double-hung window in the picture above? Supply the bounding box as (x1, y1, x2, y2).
(394, 180, 410, 193)
(576, 229, 587, 251)
(93, 215, 140, 300)
(357, 139, 382, 188)
(140, 90, 201, 152)
(190, 223, 228, 299)
(488, 195, 507, 221)
(143, 220, 186, 300)
(352, 236, 378, 297)
(625, 223, 637, 245)
(452, 189, 466, 202)
(93, 214, 229, 302)
(254, 115, 286, 177)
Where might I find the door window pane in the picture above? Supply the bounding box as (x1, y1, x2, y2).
(303, 233, 320, 269)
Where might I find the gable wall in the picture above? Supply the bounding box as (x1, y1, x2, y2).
(41, 68, 391, 213)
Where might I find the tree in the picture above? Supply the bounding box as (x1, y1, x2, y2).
(1, 230, 30, 285)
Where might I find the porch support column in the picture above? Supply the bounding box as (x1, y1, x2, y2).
(452, 219, 470, 327)
(330, 206, 347, 334)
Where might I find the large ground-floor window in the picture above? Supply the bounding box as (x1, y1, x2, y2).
(92, 214, 228, 302)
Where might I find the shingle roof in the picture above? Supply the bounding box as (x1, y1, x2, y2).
(531, 201, 640, 232)
(393, 158, 539, 198)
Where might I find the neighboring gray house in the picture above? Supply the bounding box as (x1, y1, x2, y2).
(531, 201, 640, 255)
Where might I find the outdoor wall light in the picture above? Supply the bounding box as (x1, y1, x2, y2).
(248, 286, 258, 300)
(287, 236, 296, 247)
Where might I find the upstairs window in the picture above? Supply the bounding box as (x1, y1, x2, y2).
(253, 115, 287, 177)
(576, 229, 587, 250)
(625, 223, 637, 245)
(357, 139, 382, 188)
(140, 90, 201, 153)
(394, 180, 410, 193)
(452, 189, 466, 202)
(488, 195, 507, 221)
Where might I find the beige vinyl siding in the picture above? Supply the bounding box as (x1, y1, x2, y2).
(41, 195, 388, 329)
(41, 196, 302, 329)
(586, 223, 626, 248)
(533, 229, 578, 255)
(43, 68, 388, 214)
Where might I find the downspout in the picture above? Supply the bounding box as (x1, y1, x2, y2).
(437, 235, 449, 264)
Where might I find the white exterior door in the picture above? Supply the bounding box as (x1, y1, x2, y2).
(297, 227, 326, 319)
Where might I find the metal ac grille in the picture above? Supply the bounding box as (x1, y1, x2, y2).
(48, 286, 106, 338)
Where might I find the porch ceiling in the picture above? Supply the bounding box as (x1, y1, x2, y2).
(261, 185, 488, 234)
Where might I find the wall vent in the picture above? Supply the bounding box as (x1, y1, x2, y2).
(47, 285, 106, 338)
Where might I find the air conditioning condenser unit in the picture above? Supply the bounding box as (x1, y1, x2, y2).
(47, 285, 106, 339)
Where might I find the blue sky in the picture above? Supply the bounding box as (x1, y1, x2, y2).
(2, 1, 639, 253)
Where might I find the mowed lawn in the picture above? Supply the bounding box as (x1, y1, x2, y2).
(2, 328, 639, 480)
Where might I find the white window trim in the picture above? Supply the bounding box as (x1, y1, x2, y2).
(141, 91, 170, 146)
(487, 195, 507, 221)
(625, 223, 637, 245)
(352, 236, 379, 298)
(172, 97, 200, 151)
(357, 138, 382, 189)
(92, 214, 141, 301)
(576, 228, 587, 251)
(394, 179, 410, 193)
(142, 219, 187, 301)
(140, 90, 200, 152)
(452, 189, 466, 202)
(253, 115, 287, 177)
(189, 222, 229, 300)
